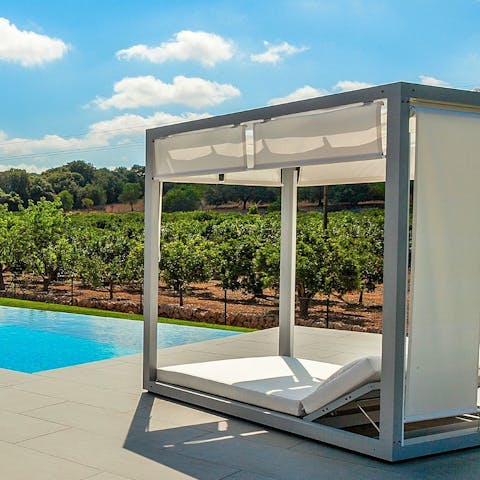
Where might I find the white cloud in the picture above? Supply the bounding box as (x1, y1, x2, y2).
(88, 111, 211, 140)
(0, 111, 210, 158)
(267, 80, 374, 105)
(268, 85, 329, 105)
(0, 163, 47, 174)
(0, 131, 93, 156)
(116, 30, 234, 67)
(332, 80, 374, 92)
(92, 75, 240, 110)
(0, 17, 69, 67)
(419, 75, 450, 87)
(251, 41, 307, 64)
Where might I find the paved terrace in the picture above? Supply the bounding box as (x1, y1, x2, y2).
(1, 326, 478, 479)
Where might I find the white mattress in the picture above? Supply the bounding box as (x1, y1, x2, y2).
(157, 355, 381, 417)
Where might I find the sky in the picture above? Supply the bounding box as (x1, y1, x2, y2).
(0, 0, 479, 173)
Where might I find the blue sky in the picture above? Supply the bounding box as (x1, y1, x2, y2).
(0, 0, 479, 173)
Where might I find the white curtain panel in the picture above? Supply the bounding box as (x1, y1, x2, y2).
(253, 102, 383, 170)
(154, 125, 247, 178)
(224, 168, 282, 186)
(298, 158, 386, 186)
(405, 107, 480, 422)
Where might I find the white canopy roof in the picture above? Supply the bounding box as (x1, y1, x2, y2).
(153, 102, 394, 187)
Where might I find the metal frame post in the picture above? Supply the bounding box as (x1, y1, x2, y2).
(379, 84, 411, 459)
(278, 168, 298, 356)
(143, 138, 161, 389)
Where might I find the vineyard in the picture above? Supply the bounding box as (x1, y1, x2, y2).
(0, 200, 385, 331)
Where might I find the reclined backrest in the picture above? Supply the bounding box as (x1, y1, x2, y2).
(301, 355, 381, 415)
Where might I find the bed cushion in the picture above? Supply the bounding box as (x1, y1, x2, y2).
(157, 356, 344, 416)
(301, 355, 381, 415)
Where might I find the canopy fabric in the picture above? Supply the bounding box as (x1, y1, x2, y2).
(298, 158, 386, 186)
(154, 125, 247, 179)
(253, 102, 382, 170)
(153, 102, 385, 187)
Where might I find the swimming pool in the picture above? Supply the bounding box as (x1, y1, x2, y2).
(0, 306, 239, 373)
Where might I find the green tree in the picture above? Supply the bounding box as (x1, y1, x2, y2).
(255, 214, 360, 320)
(213, 238, 248, 319)
(0, 205, 22, 290)
(160, 237, 213, 306)
(0, 188, 23, 211)
(66, 160, 95, 186)
(118, 182, 142, 211)
(28, 175, 55, 202)
(206, 185, 277, 210)
(77, 227, 132, 300)
(163, 186, 201, 212)
(0, 169, 30, 206)
(354, 210, 384, 303)
(21, 199, 72, 291)
(58, 190, 74, 211)
(81, 198, 94, 210)
(93, 168, 122, 204)
(80, 183, 107, 206)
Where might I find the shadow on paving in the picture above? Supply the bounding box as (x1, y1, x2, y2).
(122, 392, 480, 480)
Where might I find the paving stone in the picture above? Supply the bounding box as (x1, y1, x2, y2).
(0, 440, 98, 480)
(0, 410, 68, 443)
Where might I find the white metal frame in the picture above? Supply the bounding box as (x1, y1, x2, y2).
(143, 82, 480, 461)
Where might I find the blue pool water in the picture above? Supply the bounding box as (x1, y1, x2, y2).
(0, 306, 239, 373)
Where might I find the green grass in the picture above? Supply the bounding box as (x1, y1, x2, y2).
(0, 297, 255, 332)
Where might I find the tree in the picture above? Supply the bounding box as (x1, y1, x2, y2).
(43, 169, 83, 194)
(77, 227, 132, 299)
(214, 239, 247, 321)
(58, 190, 74, 211)
(0, 169, 30, 206)
(80, 183, 107, 206)
(81, 198, 94, 210)
(0, 205, 23, 290)
(93, 168, 122, 204)
(118, 182, 142, 211)
(160, 237, 213, 306)
(21, 199, 72, 291)
(163, 186, 201, 212)
(255, 215, 361, 320)
(0, 188, 23, 211)
(66, 161, 95, 186)
(206, 185, 277, 210)
(28, 175, 55, 202)
(355, 210, 384, 304)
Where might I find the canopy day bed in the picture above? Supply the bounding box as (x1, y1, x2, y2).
(143, 82, 480, 461)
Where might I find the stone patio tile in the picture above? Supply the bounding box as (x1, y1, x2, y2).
(168, 431, 410, 480)
(157, 350, 230, 367)
(0, 386, 64, 413)
(25, 399, 209, 443)
(185, 342, 278, 358)
(133, 395, 300, 449)
(86, 473, 135, 480)
(39, 361, 142, 394)
(224, 472, 277, 480)
(114, 353, 143, 365)
(135, 393, 230, 429)
(13, 377, 139, 412)
(0, 368, 33, 386)
(0, 440, 99, 480)
(19, 427, 238, 480)
(290, 434, 480, 479)
(0, 410, 68, 443)
(188, 418, 303, 449)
